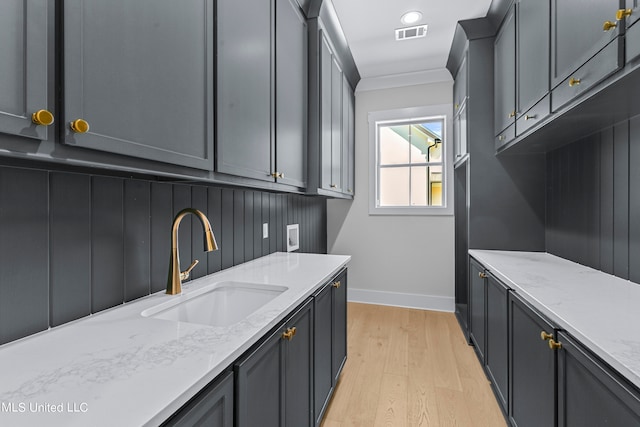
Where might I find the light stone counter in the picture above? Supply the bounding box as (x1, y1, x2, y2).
(0, 252, 350, 426)
(469, 250, 640, 389)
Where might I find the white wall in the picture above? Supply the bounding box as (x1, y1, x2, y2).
(327, 80, 455, 312)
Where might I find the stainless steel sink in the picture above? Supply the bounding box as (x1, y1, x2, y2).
(142, 281, 288, 327)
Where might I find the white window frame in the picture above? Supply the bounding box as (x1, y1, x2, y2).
(368, 104, 454, 216)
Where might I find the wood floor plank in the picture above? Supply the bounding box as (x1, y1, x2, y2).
(322, 303, 506, 427)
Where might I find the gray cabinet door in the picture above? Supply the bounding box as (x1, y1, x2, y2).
(217, 0, 273, 180)
(494, 4, 516, 135)
(235, 325, 284, 427)
(469, 258, 486, 361)
(0, 0, 50, 141)
(508, 292, 556, 427)
(557, 331, 640, 427)
(64, 0, 214, 170)
(330, 55, 343, 192)
(276, 0, 307, 188)
(453, 53, 468, 113)
(485, 274, 509, 411)
(341, 77, 355, 195)
(313, 283, 332, 425)
(320, 33, 333, 191)
(625, 0, 640, 26)
(517, 0, 550, 115)
(550, 0, 623, 88)
(284, 299, 313, 427)
(332, 270, 347, 383)
(163, 371, 233, 427)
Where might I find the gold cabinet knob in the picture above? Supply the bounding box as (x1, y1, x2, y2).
(508, 111, 517, 118)
(32, 109, 55, 126)
(569, 77, 581, 87)
(478, 272, 487, 279)
(455, 103, 459, 110)
(282, 326, 297, 341)
(498, 135, 506, 141)
(271, 172, 284, 179)
(70, 119, 90, 133)
(548, 339, 562, 350)
(332, 281, 341, 288)
(617, 8, 632, 20)
(540, 331, 553, 341)
(603, 20, 617, 31)
(525, 114, 537, 121)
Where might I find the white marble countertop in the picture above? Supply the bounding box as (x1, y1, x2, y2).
(0, 252, 350, 427)
(469, 250, 640, 389)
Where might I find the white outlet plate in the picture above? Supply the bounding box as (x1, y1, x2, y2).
(263, 223, 269, 239)
(287, 224, 299, 252)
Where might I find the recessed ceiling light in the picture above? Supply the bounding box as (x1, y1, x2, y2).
(401, 11, 422, 25)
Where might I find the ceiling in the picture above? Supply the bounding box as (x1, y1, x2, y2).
(330, 0, 493, 81)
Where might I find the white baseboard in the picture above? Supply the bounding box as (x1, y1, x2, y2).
(348, 288, 454, 312)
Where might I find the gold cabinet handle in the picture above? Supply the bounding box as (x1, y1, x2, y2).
(548, 339, 562, 350)
(32, 109, 54, 126)
(498, 135, 506, 141)
(617, 8, 632, 20)
(540, 331, 553, 341)
(70, 118, 90, 133)
(569, 77, 581, 87)
(330, 184, 337, 188)
(270, 172, 284, 179)
(282, 326, 297, 341)
(603, 20, 617, 31)
(525, 114, 537, 121)
(332, 281, 341, 288)
(478, 272, 487, 279)
(508, 111, 517, 118)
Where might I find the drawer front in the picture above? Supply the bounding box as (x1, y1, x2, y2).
(627, 20, 640, 63)
(495, 124, 515, 151)
(516, 94, 550, 137)
(552, 39, 623, 112)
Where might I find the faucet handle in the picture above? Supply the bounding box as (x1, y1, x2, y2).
(180, 259, 199, 281)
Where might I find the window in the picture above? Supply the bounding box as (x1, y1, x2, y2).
(369, 105, 453, 215)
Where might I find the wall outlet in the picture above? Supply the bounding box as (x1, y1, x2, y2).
(287, 224, 299, 252)
(263, 223, 269, 239)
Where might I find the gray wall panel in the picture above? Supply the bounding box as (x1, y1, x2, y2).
(253, 192, 263, 260)
(0, 167, 49, 345)
(629, 117, 640, 283)
(221, 189, 234, 270)
(244, 192, 254, 262)
(270, 193, 277, 254)
(234, 191, 245, 266)
(191, 185, 209, 280)
(600, 129, 615, 275)
(50, 173, 91, 326)
(151, 183, 173, 293)
(613, 122, 630, 280)
(207, 187, 222, 274)
(124, 180, 150, 302)
(262, 193, 270, 256)
(91, 176, 124, 312)
(173, 185, 192, 278)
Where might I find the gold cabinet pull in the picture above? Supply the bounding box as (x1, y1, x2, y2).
(332, 281, 341, 288)
(540, 331, 553, 341)
(478, 272, 487, 279)
(330, 184, 337, 188)
(569, 77, 581, 87)
(603, 20, 617, 31)
(617, 8, 633, 20)
(525, 114, 537, 121)
(32, 109, 54, 126)
(270, 172, 284, 179)
(508, 111, 517, 118)
(498, 135, 506, 141)
(548, 339, 562, 350)
(70, 118, 90, 133)
(282, 326, 297, 341)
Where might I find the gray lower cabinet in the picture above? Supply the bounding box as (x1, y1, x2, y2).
(469, 258, 487, 362)
(313, 269, 347, 426)
(508, 291, 556, 427)
(235, 298, 313, 427)
(63, 0, 214, 170)
(0, 0, 50, 141)
(494, 3, 516, 137)
(485, 274, 509, 412)
(162, 371, 234, 427)
(557, 331, 640, 427)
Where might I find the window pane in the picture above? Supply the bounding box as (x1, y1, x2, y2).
(429, 166, 443, 206)
(379, 167, 410, 206)
(410, 121, 443, 164)
(379, 125, 410, 165)
(411, 166, 428, 206)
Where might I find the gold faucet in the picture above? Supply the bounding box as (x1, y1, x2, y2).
(167, 208, 218, 295)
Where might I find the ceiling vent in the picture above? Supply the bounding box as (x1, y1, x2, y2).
(395, 25, 428, 41)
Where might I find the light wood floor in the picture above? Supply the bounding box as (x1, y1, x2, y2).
(321, 303, 507, 427)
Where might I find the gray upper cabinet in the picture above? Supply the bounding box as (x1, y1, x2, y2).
(217, 0, 272, 180)
(64, 0, 214, 170)
(453, 51, 468, 161)
(276, 0, 308, 188)
(217, 0, 307, 187)
(341, 76, 355, 195)
(453, 54, 468, 114)
(624, 0, 640, 26)
(330, 51, 343, 192)
(494, 4, 516, 137)
(517, 0, 550, 117)
(0, 0, 50, 141)
(550, 0, 623, 90)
